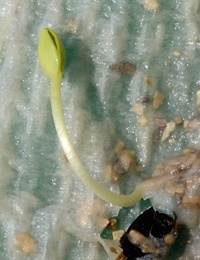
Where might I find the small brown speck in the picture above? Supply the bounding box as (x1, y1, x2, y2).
(113, 149, 136, 174)
(107, 218, 118, 230)
(116, 252, 127, 260)
(110, 62, 136, 74)
(112, 230, 125, 241)
(153, 91, 166, 109)
(161, 121, 176, 141)
(174, 117, 183, 126)
(173, 50, 182, 57)
(14, 233, 36, 254)
(164, 233, 175, 245)
(165, 181, 186, 196)
(132, 103, 145, 115)
(110, 247, 118, 254)
(144, 0, 159, 10)
(128, 230, 159, 254)
(144, 75, 154, 88)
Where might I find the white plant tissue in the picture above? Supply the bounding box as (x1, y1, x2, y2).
(0, 0, 199, 259)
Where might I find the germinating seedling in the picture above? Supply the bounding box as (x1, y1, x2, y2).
(38, 28, 176, 207)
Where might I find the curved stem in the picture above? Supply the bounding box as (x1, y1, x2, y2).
(50, 74, 172, 207)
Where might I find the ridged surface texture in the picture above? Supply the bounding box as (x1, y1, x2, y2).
(0, 0, 199, 259)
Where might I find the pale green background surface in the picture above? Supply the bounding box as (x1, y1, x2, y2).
(0, 0, 199, 259)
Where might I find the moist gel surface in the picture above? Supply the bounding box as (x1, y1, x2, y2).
(0, 0, 199, 259)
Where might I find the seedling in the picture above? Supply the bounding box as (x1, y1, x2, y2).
(38, 28, 175, 207)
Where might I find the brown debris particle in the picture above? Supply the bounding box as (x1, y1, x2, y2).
(184, 118, 200, 132)
(151, 149, 200, 210)
(112, 230, 125, 241)
(110, 247, 118, 254)
(111, 142, 138, 180)
(173, 50, 182, 57)
(174, 117, 183, 125)
(153, 91, 166, 109)
(144, 75, 154, 88)
(165, 181, 186, 196)
(110, 62, 136, 74)
(115, 252, 127, 260)
(144, 0, 159, 10)
(14, 233, 36, 254)
(181, 195, 200, 209)
(131, 103, 145, 116)
(164, 233, 176, 245)
(113, 149, 136, 174)
(107, 218, 118, 230)
(161, 121, 176, 141)
(128, 230, 159, 254)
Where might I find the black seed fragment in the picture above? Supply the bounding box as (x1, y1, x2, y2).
(119, 207, 177, 260)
